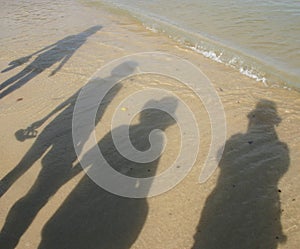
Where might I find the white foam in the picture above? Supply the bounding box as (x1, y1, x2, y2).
(145, 26, 159, 33)
(189, 45, 223, 63)
(239, 67, 267, 85)
(144, 24, 269, 87)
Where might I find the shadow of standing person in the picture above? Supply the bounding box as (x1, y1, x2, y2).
(37, 97, 178, 249)
(192, 99, 289, 249)
(0, 25, 102, 99)
(0, 61, 137, 249)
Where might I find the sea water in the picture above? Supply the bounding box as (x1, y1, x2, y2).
(99, 0, 300, 89)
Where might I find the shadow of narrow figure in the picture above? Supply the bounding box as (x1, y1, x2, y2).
(37, 98, 178, 249)
(0, 62, 137, 249)
(192, 100, 289, 249)
(0, 25, 102, 99)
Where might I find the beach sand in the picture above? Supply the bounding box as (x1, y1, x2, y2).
(0, 0, 299, 248)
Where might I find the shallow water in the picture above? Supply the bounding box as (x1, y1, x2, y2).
(99, 0, 300, 88)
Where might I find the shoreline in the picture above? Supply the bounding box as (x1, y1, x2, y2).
(92, 0, 300, 91)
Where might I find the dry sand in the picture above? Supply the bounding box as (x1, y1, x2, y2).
(0, 1, 299, 248)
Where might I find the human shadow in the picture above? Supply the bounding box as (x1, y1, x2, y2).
(0, 61, 137, 249)
(37, 97, 178, 249)
(192, 100, 289, 249)
(0, 25, 102, 99)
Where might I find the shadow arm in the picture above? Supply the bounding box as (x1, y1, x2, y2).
(1, 43, 56, 73)
(31, 92, 77, 130)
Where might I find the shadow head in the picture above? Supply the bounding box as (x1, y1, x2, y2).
(111, 61, 139, 78)
(139, 97, 178, 130)
(247, 99, 281, 127)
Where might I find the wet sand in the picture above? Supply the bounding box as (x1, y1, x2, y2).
(0, 0, 299, 248)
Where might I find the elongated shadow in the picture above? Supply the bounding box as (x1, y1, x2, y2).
(0, 25, 102, 99)
(37, 97, 178, 249)
(192, 100, 289, 249)
(0, 62, 137, 249)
